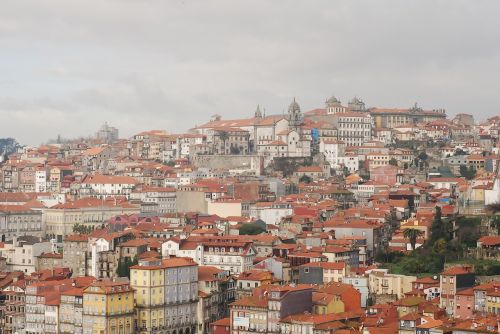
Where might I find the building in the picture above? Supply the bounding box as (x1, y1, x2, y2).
(298, 262, 346, 285)
(439, 265, 475, 316)
(82, 279, 134, 334)
(60, 287, 85, 334)
(368, 269, 416, 300)
(370, 105, 446, 129)
(0, 205, 44, 240)
(0, 236, 54, 274)
(96, 122, 119, 144)
(79, 174, 139, 199)
(332, 112, 372, 147)
(63, 234, 90, 277)
(130, 257, 198, 334)
(43, 197, 140, 243)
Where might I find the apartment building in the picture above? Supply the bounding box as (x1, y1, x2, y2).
(368, 269, 416, 300)
(0, 205, 44, 240)
(79, 174, 139, 199)
(43, 197, 140, 242)
(130, 257, 198, 334)
(439, 265, 475, 316)
(82, 280, 134, 334)
(0, 236, 54, 274)
(332, 112, 372, 147)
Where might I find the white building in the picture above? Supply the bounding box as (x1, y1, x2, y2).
(162, 239, 256, 275)
(332, 112, 373, 147)
(249, 202, 293, 226)
(0, 236, 54, 274)
(320, 139, 346, 169)
(79, 174, 139, 199)
(35, 168, 47, 193)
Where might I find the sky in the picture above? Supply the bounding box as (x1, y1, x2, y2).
(0, 0, 499, 146)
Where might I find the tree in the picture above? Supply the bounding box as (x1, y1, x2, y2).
(459, 165, 476, 180)
(403, 228, 424, 250)
(299, 175, 312, 183)
(418, 152, 428, 161)
(430, 206, 444, 244)
(116, 256, 138, 278)
(72, 223, 91, 234)
(0, 138, 21, 159)
(486, 203, 500, 214)
(389, 158, 398, 166)
(218, 131, 229, 154)
(239, 223, 266, 235)
(433, 238, 447, 254)
(230, 145, 241, 155)
(454, 148, 467, 156)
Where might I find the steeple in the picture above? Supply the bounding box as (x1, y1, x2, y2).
(254, 104, 263, 118)
(287, 97, 303, 129)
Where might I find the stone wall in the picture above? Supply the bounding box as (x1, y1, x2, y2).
(191, 155, 263, 175)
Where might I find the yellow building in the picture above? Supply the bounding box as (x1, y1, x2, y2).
(130, 257, 199, 334)
(43, 197, 140, 242)
(83, 279, 135, 334)
(486, 290, 500, 314)
(130, 258, 166, 334)
(312, 291, 344, 314)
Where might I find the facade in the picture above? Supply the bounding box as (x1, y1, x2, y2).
(43, 198, 140, 242)
(130, 257, 198, 334)
(79, 174, 139, 199)
(0, 206, 44, 240)
(332, 112, 372, 147)
(368, 269, 416, 299)
(62, 234, 90, 277)
(370, 105, 446, 129)
(60, 288, 85, 334)
(82, 280, 134, 334)
(0, 236, 54, 274)
(439, 266, 475, 316)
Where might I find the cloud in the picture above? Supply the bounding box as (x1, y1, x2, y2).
(0, 0, 499, 145)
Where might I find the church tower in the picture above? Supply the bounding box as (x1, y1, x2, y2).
(254, 105, 263, 118)
(326, 95, 346, 114)
(288, 98, 303, 129)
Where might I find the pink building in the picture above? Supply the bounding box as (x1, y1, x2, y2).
(370, 165, 399, 186)
(455, 287, 474, 319)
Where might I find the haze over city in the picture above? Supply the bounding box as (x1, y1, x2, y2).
(1, 0, 500, 145)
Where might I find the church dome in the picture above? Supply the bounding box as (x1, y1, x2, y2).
(326, 95, 340, 104)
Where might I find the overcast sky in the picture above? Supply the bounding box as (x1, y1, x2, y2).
(1, 0, 499, 145)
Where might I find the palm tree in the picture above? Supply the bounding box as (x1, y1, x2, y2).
(218, 131, 229, 154)
(403, 228, 425, 251)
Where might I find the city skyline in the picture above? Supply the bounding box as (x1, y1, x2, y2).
(1, 0, 499, 145)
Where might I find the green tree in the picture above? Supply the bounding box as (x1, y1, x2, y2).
(218, 131, 229, 154)
(429, 206, 444, 244)
(72, 223, 91, 234)
(299, 175, 312, 183)
(459, 165, 476, 180)
(116, 256, 138, 278)
(418, 152, 428, 161)
(389, 158, 398, 166)
(239, 224, 266, 235)
(433, 238, 447, 254)
(403, 228, 424, 250)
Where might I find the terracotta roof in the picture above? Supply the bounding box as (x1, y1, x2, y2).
(230, 295, 269, 308)
(64, 234, 89, 242)
(81, 174, 139, 185)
